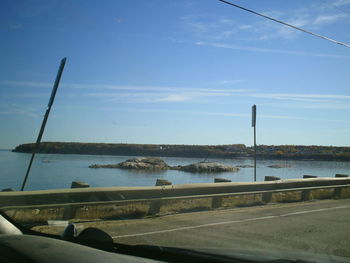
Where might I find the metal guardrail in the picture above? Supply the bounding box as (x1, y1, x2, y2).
(2, 184, 349, 211)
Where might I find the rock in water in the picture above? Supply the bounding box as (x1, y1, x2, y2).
(267, 164, 291, 168)
(117, 157, 169, 170)
(155, 179, 172, 186)
(89, 157, 169, 170)
(1, 188, 15, 192)
(71, 181, 90, 188)
(303, 175, 317, 179)
(264, 176, 280, 181)
(335, 174, 349, 178)
(89, 158, 239, 173)
(214, 178, 232, 183)
(176, 162, 239, 173)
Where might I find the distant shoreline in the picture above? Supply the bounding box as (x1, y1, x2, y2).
(12, 142, 350, 161)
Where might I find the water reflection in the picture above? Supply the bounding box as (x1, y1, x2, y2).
(0, 151, 349, 191)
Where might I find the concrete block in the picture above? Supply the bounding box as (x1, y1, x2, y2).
(303, 175, 317, 179)
(1, 188, 15, 192)
(155, 179, 172, 186)
(335, 174, 349, 178)
(264, 176, 280, 181)
(71, 181, 90, 189)
(214, 178, 232, 183)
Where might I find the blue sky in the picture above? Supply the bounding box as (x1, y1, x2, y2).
(1, 0, 350, 149)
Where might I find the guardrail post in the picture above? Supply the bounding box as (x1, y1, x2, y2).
(334, 187, 342, 199)
(212, 196, 222, 208)
(262, 192, 272, 203)
(63, 204, 77, 220)
(302, 189, 311, 201)
(148, 200, 162, 215)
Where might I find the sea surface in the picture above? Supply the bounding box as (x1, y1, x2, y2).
(1, 150, 349, 191)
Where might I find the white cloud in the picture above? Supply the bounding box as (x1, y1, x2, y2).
(334, 0, 350, 6)
(1, 80, 51, 88)
(0, 105, 39, 118)
(201, 111, 302, 120)
(3, 79, 248, 92)
(85, 88, 243, 103)
(13, 93, 49, 98)
(208, 42, 350, 59)
(157, 94, 191, 102)
(239, 25, 252, 30)
(217, 79, 245, 85)
(313, 14, 348, 25)
(250, 93, 350, 110)
(261, 101, 350, 110)
(181, 3, 349, 45)
(251, 93, 350, 100)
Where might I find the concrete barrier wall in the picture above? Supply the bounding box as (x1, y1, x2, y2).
(2, 184, 350, 225)
(1, 178, 350, 207)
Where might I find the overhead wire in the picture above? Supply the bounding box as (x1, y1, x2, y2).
(218, 0, 350, 49)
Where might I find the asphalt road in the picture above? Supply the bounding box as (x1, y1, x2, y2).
(110, 199, 350, 259)
(34, 199, 350, 260)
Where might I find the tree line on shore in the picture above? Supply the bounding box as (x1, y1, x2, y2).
(12, 142, 350, 161)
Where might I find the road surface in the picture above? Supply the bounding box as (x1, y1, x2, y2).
(34, 199, 350, 259)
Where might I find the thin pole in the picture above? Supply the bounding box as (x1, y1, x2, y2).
(254, 124, 256, 182)
(252, 105, 257, 182)
(20, 58, 67, 191)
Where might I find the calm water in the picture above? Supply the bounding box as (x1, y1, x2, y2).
(1, 150, 349, 191)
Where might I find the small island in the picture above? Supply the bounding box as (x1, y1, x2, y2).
(12, 142, 350, 161)
(89, 157, 239, 173)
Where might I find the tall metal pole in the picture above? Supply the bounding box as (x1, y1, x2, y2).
(252, 105, 257, 182)
(20, 58, 67, 191)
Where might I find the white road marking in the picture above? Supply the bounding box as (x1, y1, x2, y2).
(113, 204, 350, 239)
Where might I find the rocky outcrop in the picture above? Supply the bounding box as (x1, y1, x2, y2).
(172, 162, 239, 173)
(90, 158, 239, 173)
(117, 157, 169, 170)
(90, 157, 169, 170)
